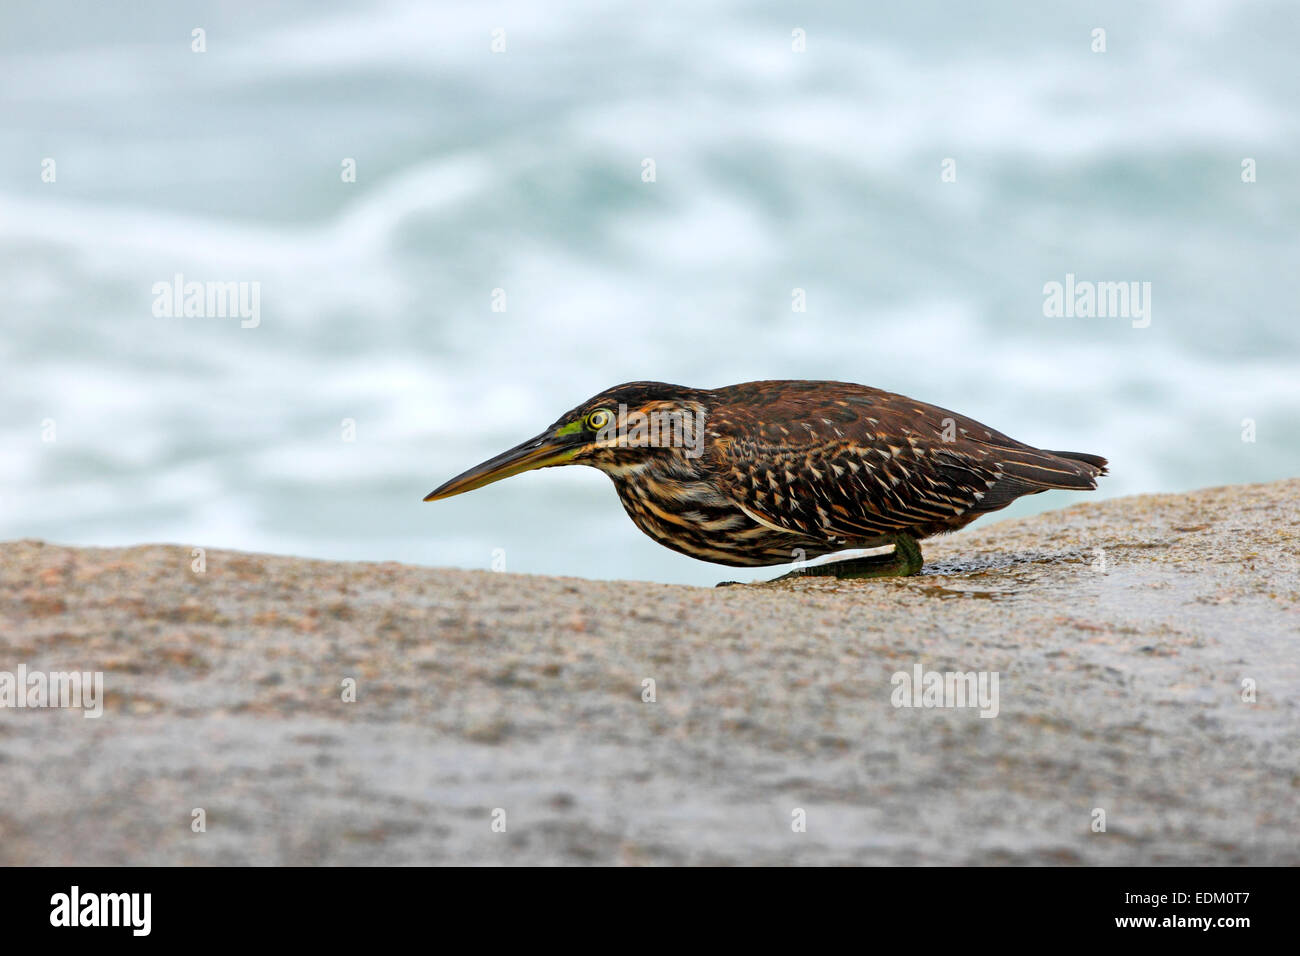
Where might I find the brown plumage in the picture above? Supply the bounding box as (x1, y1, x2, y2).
(425, 380, 1108, 576)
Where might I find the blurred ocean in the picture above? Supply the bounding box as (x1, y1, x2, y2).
(2, 0, 1297, 585)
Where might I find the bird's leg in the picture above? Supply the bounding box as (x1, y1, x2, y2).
(760, 534, 924, 584)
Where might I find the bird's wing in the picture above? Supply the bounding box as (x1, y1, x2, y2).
(705, 387, 1062, 542)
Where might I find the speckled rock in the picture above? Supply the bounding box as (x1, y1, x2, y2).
(1, 479, 1297, 865)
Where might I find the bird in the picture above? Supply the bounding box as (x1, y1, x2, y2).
(424, 380, 1107, 581)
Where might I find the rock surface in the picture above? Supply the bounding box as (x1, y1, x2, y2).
(1, 479, 1297, 865)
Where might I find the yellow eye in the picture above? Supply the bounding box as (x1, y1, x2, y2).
(586, 409, 612, 431)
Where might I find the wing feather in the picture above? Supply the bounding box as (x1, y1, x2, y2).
(705, 382, 1104, 543)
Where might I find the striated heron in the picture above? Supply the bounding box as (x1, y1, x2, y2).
(424, 380, 1107, 581)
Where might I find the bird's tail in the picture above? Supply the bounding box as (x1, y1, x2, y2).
(1045, 450, 1109, 475)
(974, 447, 1108, 510)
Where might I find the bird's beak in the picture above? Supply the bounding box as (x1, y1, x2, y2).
(423, 429, 584, 501)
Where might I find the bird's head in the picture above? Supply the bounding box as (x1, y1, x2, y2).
(423, 381, 711, 501)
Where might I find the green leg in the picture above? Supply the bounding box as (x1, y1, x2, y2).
(762, 534, 924, 584)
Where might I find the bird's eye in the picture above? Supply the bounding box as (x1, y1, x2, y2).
(586, 409, 612, 431)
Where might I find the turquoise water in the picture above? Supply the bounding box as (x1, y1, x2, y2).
(3, 1, 1297, 585)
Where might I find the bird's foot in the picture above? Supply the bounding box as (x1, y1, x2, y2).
(759, 535, 924, 584)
